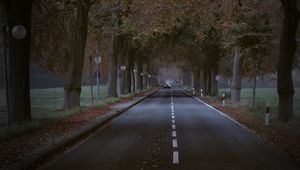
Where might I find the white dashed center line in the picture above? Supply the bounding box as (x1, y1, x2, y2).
(170, 90, 179, 164)
(172, 131, 177, 137)
(173, 151, 179, 164)
(172, 139, 178, 148)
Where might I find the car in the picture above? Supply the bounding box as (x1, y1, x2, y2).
(163, 83, 171, 89)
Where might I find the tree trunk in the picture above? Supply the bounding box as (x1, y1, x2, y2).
(206, 70, 212, 96)
(277, 0, 298, 122)
(203, 70, 207, 95)
(231, 47, 242, 104)
(199, 69, 204, 91)
(138, 61, 143, 90)
(6, 0, 32, 125)
(194, 68, 200, 92)
(252, 74, 257, 109)
(211, 66, 218, 96)
(191, 72, 195, 90)
(252, 61, 257, 109)
(107, 34, 118, 97)
(145, 65, 149, 88)
(64, 0, 89, 109)
(125, 50, 133, 93)
(133, 61, 138, 92)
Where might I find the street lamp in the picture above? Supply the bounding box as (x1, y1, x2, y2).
(120, 65, 127, 71)
(2, 23, 27, 128)
(95, 46, 102, 101)
(120, 66, 127, 94)
(132, 69, 137, 92)
(147, 74, 152, 88)
(11, 25, 27, 40)
(215, 75, 223, 97)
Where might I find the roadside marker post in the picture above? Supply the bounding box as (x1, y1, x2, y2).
(222, 93, 226, 107)
(265, 106, 270, 126)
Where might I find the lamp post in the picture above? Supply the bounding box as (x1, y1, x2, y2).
(120, 65, 127, 94)
(140, 72, 144, 90)
(94, 46, 102, 101)
(132, 69, 137, 92)
(148, 74, 152, 88)
(3, 23, 27, 128)
(215, 75, 223, 97)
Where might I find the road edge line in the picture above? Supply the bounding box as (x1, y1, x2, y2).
(182, 89, 252, 132)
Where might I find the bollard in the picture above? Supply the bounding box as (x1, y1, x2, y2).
(222, 93, 226, 106)
(200, 89, 203, 97)
(265, 106, 270, 126)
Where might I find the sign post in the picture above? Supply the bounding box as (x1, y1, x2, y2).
(94, 52, 102, 101)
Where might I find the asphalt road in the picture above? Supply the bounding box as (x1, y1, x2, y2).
(44, 87, 299, 170)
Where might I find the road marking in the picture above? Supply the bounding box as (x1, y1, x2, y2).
(172, 131, 177, 137)
(171, 89, 179, 165)
(173, 151, 179, 164)
(172, 139, 178, 148)
(181, 89, 250, 131)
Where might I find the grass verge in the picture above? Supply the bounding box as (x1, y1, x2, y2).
(0, 86, 150, 139)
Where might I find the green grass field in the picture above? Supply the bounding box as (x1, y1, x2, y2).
(219, 88, 300, 116)
(218, 88, 300, 136)
(30, 85, 111, 119)
(0, 85, 112, 127)
(0, 85, 150, 138)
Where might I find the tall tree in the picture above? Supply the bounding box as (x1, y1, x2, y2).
(277, 0, 299, 122)
(4, 0, 32, 125)
(231, 47, 242, 104)
(64, 0, 92, 109)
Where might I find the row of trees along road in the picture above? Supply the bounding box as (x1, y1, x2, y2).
(0, 0, 299, 125)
